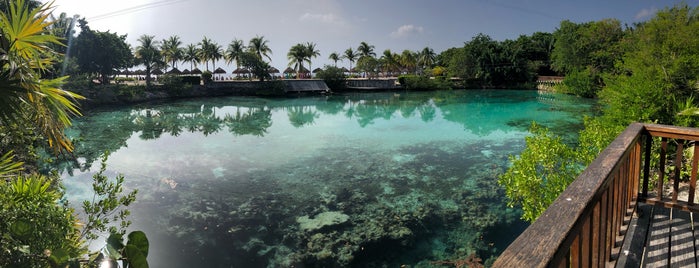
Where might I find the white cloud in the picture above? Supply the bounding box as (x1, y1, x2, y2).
(299, 13, 342, 24)
(390, 24, 424, 38)
(635, 7, 658, 20)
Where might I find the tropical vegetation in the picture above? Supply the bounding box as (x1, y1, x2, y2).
(499, 4, 699, 222)
(0, 1, 146, 267)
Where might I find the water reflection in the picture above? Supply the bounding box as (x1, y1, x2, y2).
(57, 90, 597, 267)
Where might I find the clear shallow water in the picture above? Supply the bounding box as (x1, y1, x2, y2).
(58, 90, 596, 267)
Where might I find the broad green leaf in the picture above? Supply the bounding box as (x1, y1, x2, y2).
(126, 231, 149, 257)
(124, 244, 149, 268)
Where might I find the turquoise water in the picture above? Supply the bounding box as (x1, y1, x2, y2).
(58, 90, 596, 267)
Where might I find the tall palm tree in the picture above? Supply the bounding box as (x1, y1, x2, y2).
(197, 37, 217, 71)
(183, 44, 199, 71)
(357, 41, 376, 59)
(135, 34, 161, 86)
(161, 35, 183, 69)
(400, 50, 417, 74)
(328, 52, 340, 67)
(418, 47, 436, 71)
(225, 39, 245, 74)
(248, 35, 272, 62)
(304, 42, 320, 76)
(0, 0, 84, 153)
(343, 48, 358, 74)
(381, 49, 400, 76)
(210, 43, 223, 71)
(287, 43, 308, 79)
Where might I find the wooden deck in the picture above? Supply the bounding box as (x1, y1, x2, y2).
(493, 123, 699, 268)
(618, 203, 698, 267)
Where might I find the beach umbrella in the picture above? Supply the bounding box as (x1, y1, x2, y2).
(312, 68, 322, 73)
(151, 69, 164, 75)
(182, 69, 191, 74)
(283, 67, 295, 74)
(213, 67, 227, 74)
(191, 68, 202, 75)
(268, 67, 280, 73)
(341, 67, 349, 73)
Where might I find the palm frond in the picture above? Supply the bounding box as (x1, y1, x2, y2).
(0, 151, 24, 179)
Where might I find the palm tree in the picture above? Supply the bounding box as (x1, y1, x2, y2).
(0, 0, 84, 154)
(400, 50, 417, 74)
(161, 35, 183, 69)
(418, 47, 436, 72)
(304, 42, 320, 76)
(328, 52, 340, 67)
(343, 48, 358, 74)
(183, 44, 199, 71)
(225, 39, 245, 74)
(135, 34, 161, 86)
(381, 49, 400, 77)
(197, 37, 218, 71)
(248, 35, 272, 62)
(211, 43, 223, 71)
(357, 41, 376, 59)
(287, 43, 308, 79)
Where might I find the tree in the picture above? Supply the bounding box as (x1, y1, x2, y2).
(135, 34, 161, 86)
(305, 42, 320, 76)
(380, 49, 400, 76)
(0, 2, 144, 267)
(0, 0, 84, 154)
(328, 52, 340, 67)
(238, 51, 271, 82)
(357, 41, 376, 58)
(72, 22, 133, 84)
(601, 4, 699, 127)
(356, 56, 380, 79)
(343, 48, 358, 74)
(183, 43, 199, 71)
(197, 36, 221, 71)
(225, 39, 246, 72)
(161, 35, 183, 69)
(288, 43, 308, 79)
(399, 50, 418, 74)
(248, 35, 272, 62)
(418, 47, 436, 72)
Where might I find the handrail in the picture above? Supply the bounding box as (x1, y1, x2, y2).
(494, 123, 699, 267)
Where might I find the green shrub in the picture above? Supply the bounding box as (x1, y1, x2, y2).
(201, 71, 213, 84)
(159, 74, 190, 96)
(559, 68, 600, 97)
(181, 76, 201, 85)
(316, 66, 346, 90)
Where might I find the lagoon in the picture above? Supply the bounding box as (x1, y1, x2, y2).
(59, 90, 596, 267)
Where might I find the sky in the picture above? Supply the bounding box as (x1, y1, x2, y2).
(49, 0, 699, 72)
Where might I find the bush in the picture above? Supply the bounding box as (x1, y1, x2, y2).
(201, 71, 213, 84)
(558, 68, 600, 97)
(181, 76, 201, 85)
(398, 75, 451, 91)
(159, 74, 190, 95)
(316, 66, 346, 91)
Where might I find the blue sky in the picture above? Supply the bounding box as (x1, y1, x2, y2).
(50, 0, 699, 71)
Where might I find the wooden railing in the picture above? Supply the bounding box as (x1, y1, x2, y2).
(493, 123, 699, 267)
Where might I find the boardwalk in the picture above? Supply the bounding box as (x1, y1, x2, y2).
(619, 203, 698, 267)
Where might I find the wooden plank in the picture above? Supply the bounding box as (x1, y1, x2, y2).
(643, 205, 671, 267)
(616, 203, 652, 268)
(659, 138, 668, 200)
(673, 141, 684, 202)
(670, 209, 696, 267)
(690, 145, 699, 205)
